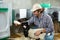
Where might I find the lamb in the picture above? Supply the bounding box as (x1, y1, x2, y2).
(14, 21, 46, 40)
(21, 22, 46, 40)
(21, 22, 30, 37)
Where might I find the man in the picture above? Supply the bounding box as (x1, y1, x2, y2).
(14, 3, 54, 40)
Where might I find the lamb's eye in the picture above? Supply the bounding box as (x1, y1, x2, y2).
(23, 25, 26, 28)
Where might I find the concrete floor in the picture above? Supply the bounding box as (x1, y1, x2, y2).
(9, 37, 30, 40)
(54, 33, 60, 40)
(9, 33, 31, 40)
(9, 33, 60, 40)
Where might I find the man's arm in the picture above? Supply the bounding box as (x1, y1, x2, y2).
(45, 15, 54, 33)
(27, 17, 34, 25)
(14, 16, 34, 26)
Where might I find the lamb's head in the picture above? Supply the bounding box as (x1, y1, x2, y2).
(21, 22, 30, 30)
(21, 22, 30, 37)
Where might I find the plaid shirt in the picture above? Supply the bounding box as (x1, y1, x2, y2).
(27, 13, 54, 33)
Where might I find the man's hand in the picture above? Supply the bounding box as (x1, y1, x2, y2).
(34, 30, 41, 36)
(41, 28, 46, 33)
(34, 28, 46, 36)
(14, 20, 21, 26)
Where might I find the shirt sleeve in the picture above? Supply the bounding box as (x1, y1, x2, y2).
(45, 15, 54, 33)
(27, 17, 34, 25)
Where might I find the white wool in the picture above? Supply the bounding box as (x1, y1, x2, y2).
(28, 28, 46, 40)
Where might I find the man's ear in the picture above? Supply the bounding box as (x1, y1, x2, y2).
(40, 8, 44, 13)
(38, 9, 42, 13)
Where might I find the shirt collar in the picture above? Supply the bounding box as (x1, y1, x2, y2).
(34, 13, 44, 19)
(40, 13, 44, 19)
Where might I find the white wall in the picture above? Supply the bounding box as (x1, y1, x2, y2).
(3, 0, 60, 9)
(32, 0, 60, 8)
(3, 0, 32, 9)
(1, 0, 12, 25)
(0, 1, 12, 38)
(12, 0, 32, 9)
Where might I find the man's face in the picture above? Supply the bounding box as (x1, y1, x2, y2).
(33, 10, 39, 16)
(33, 9, 42, 16)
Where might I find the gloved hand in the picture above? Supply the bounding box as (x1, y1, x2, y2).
(14, 20, 21, 26)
